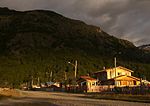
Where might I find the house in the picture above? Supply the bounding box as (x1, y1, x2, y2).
(41, 81, 60, 88)
(77, 76, 98, 92)
(142, 80, 150, 86)
(94, 66, 141, 87)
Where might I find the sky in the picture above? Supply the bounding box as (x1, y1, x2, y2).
(0, 0, 150, 46)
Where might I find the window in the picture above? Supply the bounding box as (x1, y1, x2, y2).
(118, 72, 122, 76)
(116, 81, 121, 86)
(92, 82, 95, 86)
(82, 82, 86, 86)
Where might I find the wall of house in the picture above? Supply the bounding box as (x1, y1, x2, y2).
(116, 68, 131, 76)
(107, 69, 116, 79)
(115, 80, 140, 87)
(114, 76, 140, 87)
(87, 81, 97, 88)
(107, 68, 132, 79)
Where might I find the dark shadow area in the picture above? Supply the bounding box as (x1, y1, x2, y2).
(0, 97, 60, 106)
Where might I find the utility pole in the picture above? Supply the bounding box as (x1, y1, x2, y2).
(75, 60, 77, 79)
(50, 71, 53, 81)
(68, 60, 78, 79)
(37, 77, 40, 86)
(114, 57, 117, 77)
(64, 71, 67, 80)
(31, 76, 33, 88)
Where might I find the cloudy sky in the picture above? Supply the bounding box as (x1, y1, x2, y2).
(0, 0, 150, 46)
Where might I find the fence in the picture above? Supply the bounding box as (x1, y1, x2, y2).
(88, 85, 114, 92)
(114, 85, 150, 94)
(65, 85, 150, 94)
(65, 85, 115, 93)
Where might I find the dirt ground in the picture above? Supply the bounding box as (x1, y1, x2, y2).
(0, 89, 150, 106)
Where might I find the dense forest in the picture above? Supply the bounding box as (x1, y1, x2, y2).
(0, 7, 150, 88)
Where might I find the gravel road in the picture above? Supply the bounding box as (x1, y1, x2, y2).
(0, 91, 150, 106)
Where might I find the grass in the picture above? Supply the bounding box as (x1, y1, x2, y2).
(85, 93, 150, 103)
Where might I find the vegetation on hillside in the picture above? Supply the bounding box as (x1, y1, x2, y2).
(0, 7, 150, 88)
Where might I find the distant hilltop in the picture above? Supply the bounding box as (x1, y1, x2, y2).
(139, 44, 150, 51)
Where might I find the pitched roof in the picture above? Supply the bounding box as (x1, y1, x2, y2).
(117, 66, 134, 72)
(94, 66, 134, 74)
(80, 76, 97, 81)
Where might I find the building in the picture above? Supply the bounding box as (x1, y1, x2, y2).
(94, 66, 140, 87)
(77, 76, 98, 92)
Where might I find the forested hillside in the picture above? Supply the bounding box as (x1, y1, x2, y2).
(0, 7, 150, 88)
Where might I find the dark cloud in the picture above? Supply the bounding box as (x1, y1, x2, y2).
(0, 0, 150, 46)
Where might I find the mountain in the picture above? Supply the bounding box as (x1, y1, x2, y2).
(0, 7, 150, 88)
(139, 44, 150, 52)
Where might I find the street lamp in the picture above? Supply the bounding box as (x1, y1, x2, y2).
(68, 60, 78, 79)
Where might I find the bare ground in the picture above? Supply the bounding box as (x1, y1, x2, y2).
(0, 90, 150, 106)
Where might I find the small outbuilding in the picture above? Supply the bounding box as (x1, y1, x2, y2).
(78, 76, 98, 92)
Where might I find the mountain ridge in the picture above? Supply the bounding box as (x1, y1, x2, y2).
(139, 44, 150, 51)
(0, 7, 136, 54)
